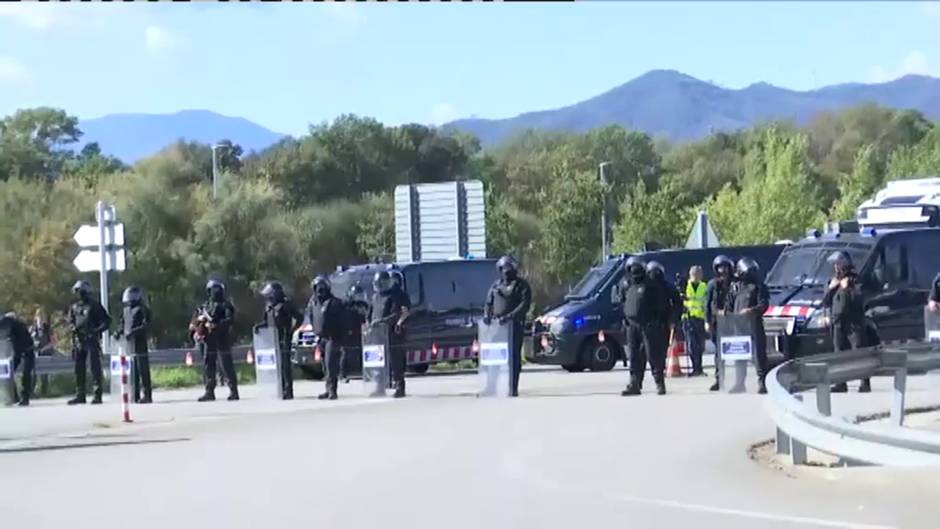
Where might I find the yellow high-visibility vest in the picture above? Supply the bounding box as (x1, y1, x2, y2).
(684, 281, 707, 320)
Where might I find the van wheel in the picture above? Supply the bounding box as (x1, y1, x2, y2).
(562, 362, 585, 373)
(584, 338, 618, 372)
(408, 363, 430, 375)
(299, 365, 325, 380)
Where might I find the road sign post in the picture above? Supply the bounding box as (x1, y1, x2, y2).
(73, 201, 126, 359)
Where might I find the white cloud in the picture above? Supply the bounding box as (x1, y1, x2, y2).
(145, 25, 187, 55)
(868, 51, 934, 83)
(430, 103, 458, 125)
(0, 4, 57, 30)
(0, 56, 32, 85)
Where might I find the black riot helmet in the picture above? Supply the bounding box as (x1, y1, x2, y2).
(496, 256, 519, 280)
(122, 286, 143, 306)
(827, 251, 853, 277)
(646, 261, 665, 281)
(311, 275, 331, 299)
(712, 255, 734, 276)
(260, 281, 285, 303)
(373, 270, 392, 293)
(386, 266, 404, 290)
(72, 280, 93, 301)
(348, 284, 367, 303)
(736, 257, 760, 281)
(625, 256, 647, 280)
(206, 279, 226, 301)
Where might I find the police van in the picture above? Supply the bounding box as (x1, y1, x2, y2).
(292, 258, 498, 378)
(763, 224, 940, 359)
(527, 245, 786, 372)
(856, 177, 940, 231)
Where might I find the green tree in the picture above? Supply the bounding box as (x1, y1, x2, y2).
(0, 107, 82, 181)
(538, 170, 604, 285)
(708, 128, 826, 244)
(887, 127, 940, 179)
(356, 193, 395, 261)
(611, 180, 697, 253)
(830, 144, 881, 221)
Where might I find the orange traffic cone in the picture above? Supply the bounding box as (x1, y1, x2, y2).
(185, 351, 194, 366)
(666, 339, 685, 378)
(246, 350, 254, 365)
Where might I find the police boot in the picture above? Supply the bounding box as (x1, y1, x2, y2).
(227, 390, 239, 401)
(317, 390, 331, 400)
(831, 383, 848, 393)
(858, 379, 872, 393)
(708, 382, 720, 392)
(654, 374, 666, 396)
(757, 377, 768, 395)
(197, 391, 216, 402)
(393, 380, 406, 399)
(17, 398, 29, 407)
(90, 393, 103, 405)
(621, 375, 642, 396)
(67, 395, 86, 405)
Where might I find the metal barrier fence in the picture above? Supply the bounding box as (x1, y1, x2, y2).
(766, 342, 940, 466)
(33, 345, 253, 376)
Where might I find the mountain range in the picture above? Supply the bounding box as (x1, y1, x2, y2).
(76, 71, 940, 162)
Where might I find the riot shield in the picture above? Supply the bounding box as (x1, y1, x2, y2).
(253, 326, 282, 400)
(109, 339, 136, 402)
(925, 306, 940, 344)
(477, 320, 512, 398)
(0, 339, 15, 406)
(361, 323, 390, 398)
(716, 314, 754, 394)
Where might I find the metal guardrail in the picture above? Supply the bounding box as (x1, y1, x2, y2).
(33, 345, 253, 376)
(767, 342, 940, 466)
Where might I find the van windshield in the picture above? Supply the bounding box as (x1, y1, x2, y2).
(766, 245, 871, 287)
(566, 259, 619, 299)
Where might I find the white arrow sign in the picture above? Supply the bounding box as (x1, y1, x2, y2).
(73, 249, 126, 273)
(74, 223, 125, 248)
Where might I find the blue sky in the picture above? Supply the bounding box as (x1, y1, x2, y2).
(1, 2, 938, 136)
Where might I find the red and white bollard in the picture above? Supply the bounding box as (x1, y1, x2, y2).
(119, 350, 133, 423)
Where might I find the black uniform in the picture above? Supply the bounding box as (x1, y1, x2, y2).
(194, 297, 239, 400)
(621, 273, 668, 393)
(307, 292, 346, 398)
(705, 276, 734, 387)
(342, 297, 369, 380)
(369, 286, 411, 396)
(258, 298, 302, 399)
(483, 275, 533, 396)
(730, 277, 770, 385)
(930, 273, 940, 303)
(823, 271, 873, 392)
(0, 314, 35, 405)
(120, 303, 153, 403)
(69, 297, 111, 403)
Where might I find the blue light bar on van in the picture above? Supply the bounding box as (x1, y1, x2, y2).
(861, 227, 877, 237)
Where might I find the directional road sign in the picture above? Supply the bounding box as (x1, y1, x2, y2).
(73, 248, 126, 273)
(73, 224, 125, 248)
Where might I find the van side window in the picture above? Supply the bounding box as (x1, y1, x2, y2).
(907, 233, 940, 289)
(874, 241, 909, 288)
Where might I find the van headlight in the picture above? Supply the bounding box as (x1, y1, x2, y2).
(804, 311, 831, 330)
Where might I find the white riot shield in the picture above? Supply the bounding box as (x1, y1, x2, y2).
(362, 323, 389, 398)
(0, 339, 15, 406)
(716, 314, 754, 394)
(253, 326, 282, 400)
(477, 320, 512, 398)
(925, 306, 940, 344)
(109, 339, 136, 401)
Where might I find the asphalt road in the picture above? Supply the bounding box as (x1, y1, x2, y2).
(2, 367, 939, 529)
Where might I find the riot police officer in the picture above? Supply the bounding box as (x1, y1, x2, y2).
(194, 280, 239, 402)
(0, 311, 35, 406)
(730, 258, 770, 394)
(823, 251, 873, 393)
(68, 280, 111, 405)
(483, 256, 532, 397)
(116, 286, 153, 404)
(928, 272, 940, 312)
(620, 257, 669, 396)
(342, 285, 370, 382)
(369, 270, 411, 398)
(306, 276, 346, 400)
(647, 260, 683, 347)
(257, 281, 302, 400)
(707, 255, 735, 392)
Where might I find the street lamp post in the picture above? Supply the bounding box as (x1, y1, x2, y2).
(599, 161, 612, 259)
(211, 144, 224, 199)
